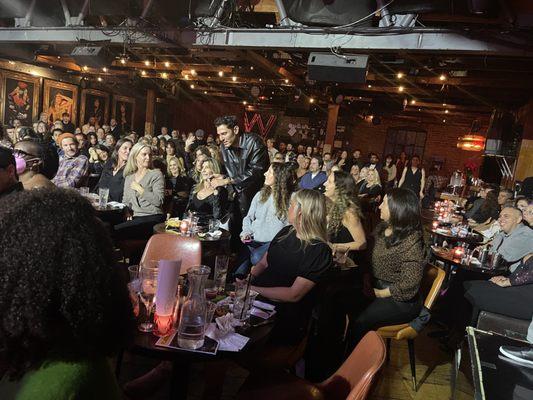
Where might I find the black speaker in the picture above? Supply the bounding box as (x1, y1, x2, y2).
(307, 53, 369, 83)
(281, 0, 375, 27)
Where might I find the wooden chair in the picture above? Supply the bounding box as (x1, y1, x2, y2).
(376, 263, 446, 391)
(140, 233, 202, 274)
(237, 331, 386, 400)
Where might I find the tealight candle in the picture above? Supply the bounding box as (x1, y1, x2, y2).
(179, 219, 189, 235)
(432, 221, 439, 229)
(454, 247, 464, 258)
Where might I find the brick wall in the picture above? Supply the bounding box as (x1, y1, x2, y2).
(346, 116, 488, 176)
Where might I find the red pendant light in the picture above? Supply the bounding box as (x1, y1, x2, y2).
(457, 134, 485, 151)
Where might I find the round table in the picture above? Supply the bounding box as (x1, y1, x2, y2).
(129, 312, 274, 399)
(429, 227, 484, 246)
(153, 223, 231, 268)
(430, 246, 504, 276)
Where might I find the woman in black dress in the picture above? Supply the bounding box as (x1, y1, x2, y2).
(165, 156, 193, 217)
(186, 158, 228, 223)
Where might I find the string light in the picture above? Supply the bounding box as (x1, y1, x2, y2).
(161, 72, 168, 79)
(410, 99, 416, 105)
(259, 78, 262, 82)
(443, 119, 446, 123)
(144, 60, 150, 66)
(97, 77, 103, 82)
(82, 66, 88, 71)
(243, 101, 247, 105)
(204, 91, 207, 94)
(102, 67, 108, 72)
(284, 79, 289, 84)
(309, 98, 315, 103)
(398, 86, 404, 92)
(218, 71, 224, 77)
(8, 60, 15, 65)
(232, 76, 237, 82)
(184, 74, 189, 80)
(445, 109, 449, 114)
(250, 66, 254, 70)
(191, 69, 197, 76)
(397, 72, 404, 79)
(120, 58, 126, 65)
(367, 84, 372, 88)
(141, 70, 147, 76)
(164, 61, 170, 67)
(190, 84, 195, 89)
(439, 74, 446, 81)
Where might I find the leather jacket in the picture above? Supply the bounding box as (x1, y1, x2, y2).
(220, 132, 269, 215)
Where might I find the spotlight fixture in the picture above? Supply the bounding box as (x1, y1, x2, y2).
(144, 60, 150, 66)
(190, 84, 195, 89)
(164, 61, 170, 67)
(397, 72, 404, 79)
(218, 71, 224, 77)
(439, 74, 446, 81)
(102, 67, 108, 73)
(232, 76, 237, 82)
(398, 86, 404, 92)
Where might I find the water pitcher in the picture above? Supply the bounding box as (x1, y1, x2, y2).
(177, 265, 210, 349)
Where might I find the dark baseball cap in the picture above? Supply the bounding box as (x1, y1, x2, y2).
(0, 146, 15, 169)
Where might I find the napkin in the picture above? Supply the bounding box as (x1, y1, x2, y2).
(107, 201, 126, 209)
(205, 322, 249, 352)
(253, 300, 275, 311)
(250, 307, 276, 319)
(155, 260, 181, 315)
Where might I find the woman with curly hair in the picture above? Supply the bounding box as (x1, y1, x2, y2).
(0, 189, 135, 399)
(324, 170, 367, 255)
(235, 163, 297, 276)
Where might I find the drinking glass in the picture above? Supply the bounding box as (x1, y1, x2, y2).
(234, 288, 258, 322)
(209, 219, 220, 233)
(204, 279, 218, 300)
(205, 301, 217, 328)
(214, 255, 229, 294)
(334, 247, 349, 265)
(189, 215, 199, 236)
(98, 187, 110, 208)
(138, 263, 158, 332)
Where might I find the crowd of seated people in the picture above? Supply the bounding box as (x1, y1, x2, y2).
(4, 113, 533, 398)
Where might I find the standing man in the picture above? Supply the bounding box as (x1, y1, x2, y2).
(158, 126, 171, 141)
(52, 133, 88, 188)
(266, 138, 278, 162)
(61, 112, 75, 133)
(109, 118, 121, 142)
(212, 115, 269, 247)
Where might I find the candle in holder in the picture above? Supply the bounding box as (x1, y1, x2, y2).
(432, 221, 439, 229)
(180, 219, 189, 235)
(453, 246, 465, 258)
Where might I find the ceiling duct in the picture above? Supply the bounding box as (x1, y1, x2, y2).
(280, 0, 375, 27)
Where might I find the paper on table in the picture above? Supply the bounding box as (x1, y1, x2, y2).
(155, 260, 181, 315)
(205, 323, 249, 352)
(250, 307, 276, 320)
(253, 300, 275, 311)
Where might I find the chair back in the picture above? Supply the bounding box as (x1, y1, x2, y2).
(319, 331, 386, 400)
(420, 263, 446, 309)
(140, 234, 202, 274)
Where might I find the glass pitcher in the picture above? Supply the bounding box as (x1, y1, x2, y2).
(177, 265, 211, 349)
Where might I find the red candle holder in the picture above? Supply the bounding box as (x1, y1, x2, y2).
(153, 313, 174, 337)
(432, 221, 439, 229)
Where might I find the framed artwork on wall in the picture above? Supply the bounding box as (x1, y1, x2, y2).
(112, 95, 135, 132)
(43, 79, 79, 126)
(80, 89, 109, 127)
(0, 71, 41, 126)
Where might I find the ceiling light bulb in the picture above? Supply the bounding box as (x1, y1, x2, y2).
(445, 109, 449, 114)
(284, 79, 289, 84)
(232, 76, 237, 82)
(191, 69, 197, 76)
(161, 72, 168, 79)
(443, 119, 446, 122)
(190, 84, 195, 89)
(184, 74, 189, 80)
(410, 99, 416, 105)
(368, 84, 372, 88)
(120, 58, 126, 64)
(309, 98, 315, 103)
(439, 74, 446, 81)
(141, 70, 146, 76)
(398, 86, 404, 92)
(204, 91, 207, 94)
(102, 67, 108, 72)
(82, 65, 88, 71)
(250, 66, 254, 70)
(243, 101, 247, 105)
(218, 71, 223, 77)
(144, 60, 150, 66)
(397, 72, 404, 79)
(259, 78, 262, 82)
(164, 61, 170, 67)
(97, 77, 102, 82)
(442, 103, 447, 106)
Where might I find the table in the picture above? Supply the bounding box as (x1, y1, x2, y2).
(466, 326, 533, 400)
(130, 313, 275, 399)
(430, 246, 505, 276)
(429, 226, 485, 246)
(153, 223, 231, 268)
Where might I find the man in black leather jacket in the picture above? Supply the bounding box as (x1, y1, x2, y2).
(211, 115, 269, 248)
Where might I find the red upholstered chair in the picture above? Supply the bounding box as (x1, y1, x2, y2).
(237, 331, 386, 400)
(140, 233, 202, 274)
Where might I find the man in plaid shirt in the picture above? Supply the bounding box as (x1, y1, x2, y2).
(52, 133, 88, 188)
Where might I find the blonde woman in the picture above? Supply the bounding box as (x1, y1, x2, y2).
(359, 167, 382, 197)
(250, 189, 333, 345)
(115, 142, 165, 240)
(186, 158, 229, 222)
(166, 156, 193, 217)
(324, 170, 367, 254)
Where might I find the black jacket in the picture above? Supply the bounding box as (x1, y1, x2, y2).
(96, 159, 126, 202)
(219, 132, 269, 215)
